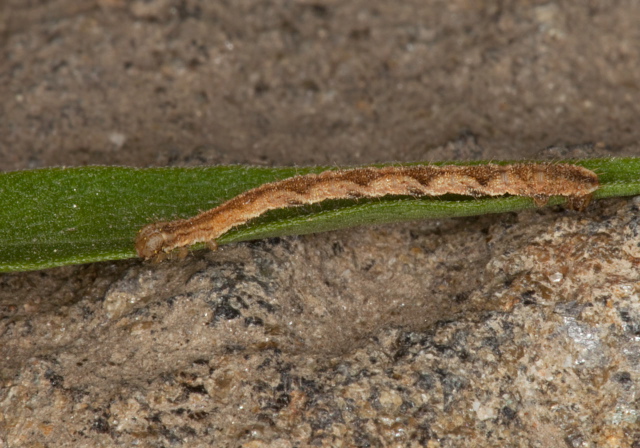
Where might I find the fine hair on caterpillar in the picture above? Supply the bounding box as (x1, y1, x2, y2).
(135, 163, 599, 260)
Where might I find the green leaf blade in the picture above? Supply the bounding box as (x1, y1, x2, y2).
(1, 158, 639, 272)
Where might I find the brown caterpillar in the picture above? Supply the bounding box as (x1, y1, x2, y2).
(135, 163, 599, 260)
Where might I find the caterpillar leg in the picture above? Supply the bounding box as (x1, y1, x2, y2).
(151, 251, 169, 264)
(206, 240, 218, 251)
(566, 194, 593, 211)
(533, 195, 550, 207)
(177, 247, 189, 260)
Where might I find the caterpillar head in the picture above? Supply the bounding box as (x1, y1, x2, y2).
(135, 222, 174, 259)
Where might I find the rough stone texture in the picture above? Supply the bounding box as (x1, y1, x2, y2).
(1, 1, 639, 447)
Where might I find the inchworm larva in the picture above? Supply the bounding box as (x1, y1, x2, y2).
(135, 163, 599, 260)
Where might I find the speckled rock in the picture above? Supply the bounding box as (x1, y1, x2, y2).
(1, 195, 639, 446)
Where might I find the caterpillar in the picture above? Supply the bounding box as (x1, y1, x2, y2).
(135, 163, 599, 260)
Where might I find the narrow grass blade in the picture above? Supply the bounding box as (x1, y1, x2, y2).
(0, 158, 638, 272)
